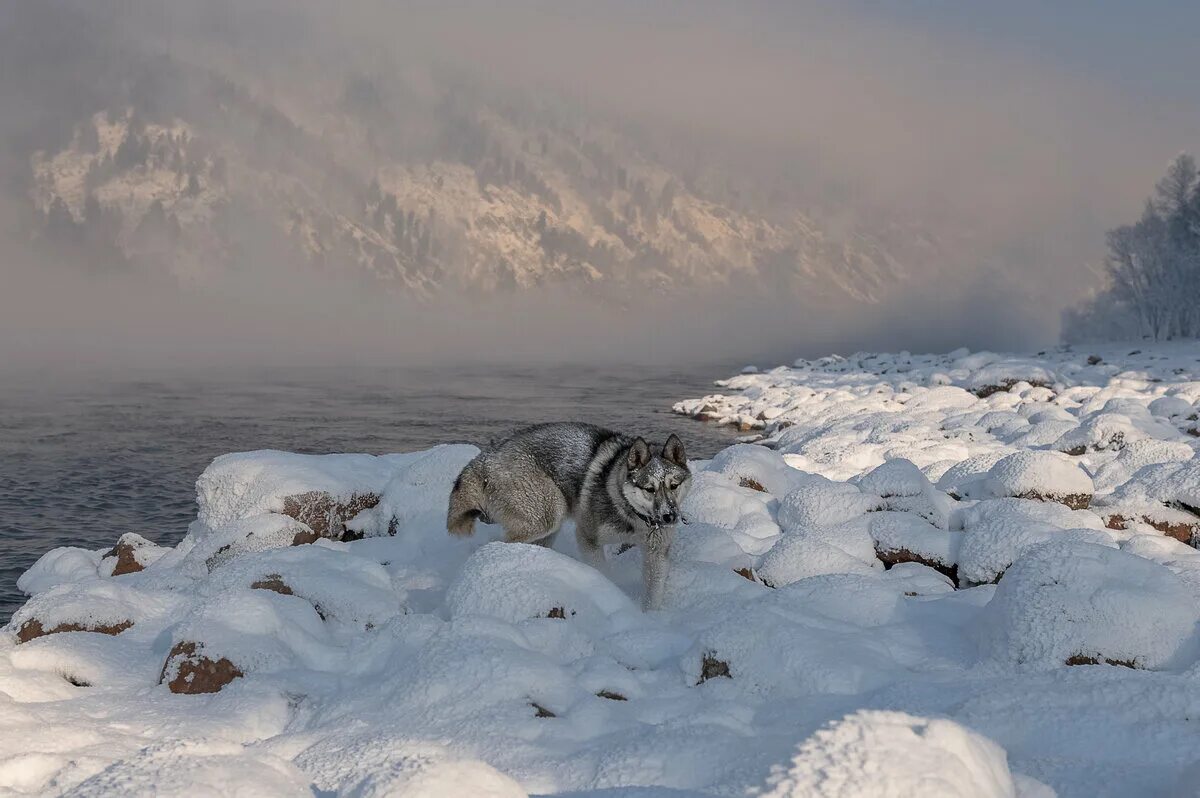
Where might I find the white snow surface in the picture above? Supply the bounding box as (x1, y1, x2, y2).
(4, 344, 1200, 797)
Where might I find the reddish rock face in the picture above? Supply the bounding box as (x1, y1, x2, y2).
(160, 642, 243, 694)
(103, 541, 145, 575)
(279, 491, 380, 542)
(16, 618, 133, 644)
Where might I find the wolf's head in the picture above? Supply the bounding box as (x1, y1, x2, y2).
(621, 434, 692, 528)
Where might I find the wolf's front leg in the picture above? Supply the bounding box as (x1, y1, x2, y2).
(575, 523, 607, 571)
(641, 530, 673, 611)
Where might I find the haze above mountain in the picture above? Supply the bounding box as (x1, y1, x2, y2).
(2, 1, 1197, 368)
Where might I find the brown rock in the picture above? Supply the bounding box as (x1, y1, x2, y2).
(160, 642, 243, 694)
(734, 566, 774, 587)
(875, 546, 959, 587)
(1065, 654, 1138, 669)
(738, 477, 766, 492)
(1103, 514, 1198, 544)
(250, 574, 294, 595)
(16, 618, 133, 644)
(280, 491, 381, 542)
(972, 379, 1051, 399)
(1014, 491, 1092, 511)
(697, 651, 731, 684)
(531, 702, 556, 718)
(103, 541, 144, 576)
(596, 690, 627, 701)
(291, 529, 320, 546)
(545, 607, 576, 619)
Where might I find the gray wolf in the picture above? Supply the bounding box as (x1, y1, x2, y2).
(447, 422, 692, 610)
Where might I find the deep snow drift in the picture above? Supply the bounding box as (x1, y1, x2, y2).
(4, 344, 1200, 797)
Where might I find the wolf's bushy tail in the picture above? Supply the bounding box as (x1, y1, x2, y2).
(447, 456, 487, 536)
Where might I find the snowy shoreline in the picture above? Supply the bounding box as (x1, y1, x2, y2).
(3, 344, 1200, 796)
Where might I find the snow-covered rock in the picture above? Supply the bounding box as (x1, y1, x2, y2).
(758, 711, 1026, 798)
(978, 541, 1200, 670)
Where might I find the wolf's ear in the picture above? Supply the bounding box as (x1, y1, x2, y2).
(627, 438, 651, 471)
(662, 433, 687, 467)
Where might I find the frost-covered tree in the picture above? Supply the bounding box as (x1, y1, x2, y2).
(1063, 153, 1200, 341)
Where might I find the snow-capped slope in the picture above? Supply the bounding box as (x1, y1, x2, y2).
(24, 56, 932, 303)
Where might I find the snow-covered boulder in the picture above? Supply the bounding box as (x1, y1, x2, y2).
(967, 451, 1095, 509)
(955, 498, 1114, 585)
(777, 477, 882, 532)
(679, 471, 781, 555)
(8, 580, 185, 645)
(343, 755, 527, 798)
(16, 546, 104, 595)
(1094, 460, 1200, 543)
(704, 443, 808, 496)
(855, 458, 954, 528)
(758, 710, 1026, 798)
(63, 740, 315, 797)
(978, 541, 1200, 669)
(862, 511, 958, 582)
(445, 542, 638, 625)
(99, 533, 168, 577)
(756, 527, 879, 588)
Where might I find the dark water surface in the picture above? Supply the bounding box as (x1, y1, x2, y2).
(0, 364, 738, 622)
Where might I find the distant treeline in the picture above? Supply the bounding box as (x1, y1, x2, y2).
(1065, 154, 1200, 341)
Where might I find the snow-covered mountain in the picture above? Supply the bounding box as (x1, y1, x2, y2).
(22, 53, 942, 304)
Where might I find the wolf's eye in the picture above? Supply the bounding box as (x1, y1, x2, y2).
(642, 485, 655, 493)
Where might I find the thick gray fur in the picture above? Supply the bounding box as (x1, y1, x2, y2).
(446, 422, 692, 610)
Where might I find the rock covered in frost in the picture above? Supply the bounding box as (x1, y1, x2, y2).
(777, 477, 882, 531)
(864, 511, 959, 583)
(64, 739, 314, 796)
(856, 458, 954, 528)
(978, 541, 1200, 669)
(8, 580, 185, 645)
(955, 498, 1115, 585)
(343, 755, 527, 798)
(445, 542, 638, 624)
(969, 451, 1094, 509)
(1094, 460, 1200, 543)
(16, 546, 103, 596)
(100, 533, 167, 576)
(704, 444, 808, 496)
(759, 710, 1024, 798)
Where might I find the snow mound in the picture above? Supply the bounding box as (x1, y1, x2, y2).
(344, 754, 527, 798)
(16, 547, 103, 596)
(704, 444, 808, 496)
(969, 451, 1094, 508)
(955, 499, 1114, 585)
(63, 740, 312, 798)
(445, 542, 638, 624)
(978, 541, 1200, 669)
(758, 710, 1021, 798)
(777, 478, 881, 532)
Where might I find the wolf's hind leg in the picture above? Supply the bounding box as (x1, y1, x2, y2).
(488, 472, 568, 545)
